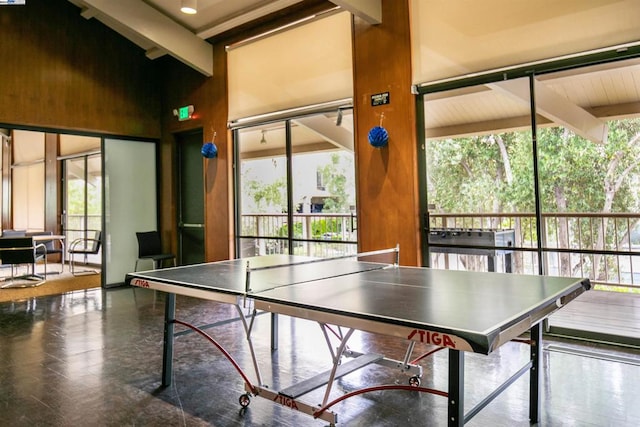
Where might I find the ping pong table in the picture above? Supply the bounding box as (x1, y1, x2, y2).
(125, 247, 590, 426)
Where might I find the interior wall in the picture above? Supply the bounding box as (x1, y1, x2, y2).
(158, 1, 340, 263)
(158, 41, 231, 262)
(103, 138, 157, 287)
(0, 0, 161, 138)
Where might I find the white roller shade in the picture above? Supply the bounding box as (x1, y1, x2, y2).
(12, 164, 45, 230)
(60, 134, 101, 156)
(228, 11, 353, 121)
(11, 130, 45, 230)
(411, 0, 640, 85)
(12, 130, 44, 163)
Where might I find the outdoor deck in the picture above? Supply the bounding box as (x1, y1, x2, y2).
(549, 290, 640, 346)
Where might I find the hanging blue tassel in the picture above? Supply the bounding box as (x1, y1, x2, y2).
(201, 142, 218, 158)
(368, 126, 389, 148)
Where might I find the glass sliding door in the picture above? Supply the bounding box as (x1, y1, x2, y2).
(177, 130, 205, 265)
(420, 58, 640, 345)
(64, 153, 102, 265)
(235, 109, 357, 258)
(423, 77, 536, 275)
(236, 121, 289, 257)
(60, 134, 102, 270)
(103, 138, 156, 287)
(290, 110, 356, 257)
(531, 61, 640, 343)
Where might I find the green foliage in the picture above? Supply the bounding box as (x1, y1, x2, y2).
(244, 176, 286, 213)
(277, 222, 302, 239)
(311, 218, 342, 238)
(427, 118, 640, 216)
(66, 179, 101, 215)
(316, 153, 353, 213)
(427, 118, 640, 283)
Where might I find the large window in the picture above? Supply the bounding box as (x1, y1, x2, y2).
(424, 77, 535, 274)
(63, 153, 101, 263)
(235, 109, 357, 258)
(60, 134, 102, 265)
(420, 57, 640, 343)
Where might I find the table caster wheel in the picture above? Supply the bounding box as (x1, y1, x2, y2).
(239, 393, 251, 407)
(409, 376, 421, 387)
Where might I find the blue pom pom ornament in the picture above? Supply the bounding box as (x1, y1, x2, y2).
(201, 142, 218, 158)
(368, 126, 389, 148)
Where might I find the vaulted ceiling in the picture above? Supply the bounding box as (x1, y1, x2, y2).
(67, 0, 381, 76)
(65, 0, 640, 145)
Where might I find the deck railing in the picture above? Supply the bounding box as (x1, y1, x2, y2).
(427, 212, 640, 290)
(239, 212, 357, 258)
(241, 211, 640, 290)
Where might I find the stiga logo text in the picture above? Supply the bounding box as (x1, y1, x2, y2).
(407, 330, 456, 348)
(133, 279, 150, 288)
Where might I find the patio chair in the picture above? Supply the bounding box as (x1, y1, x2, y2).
(135, 231, 176, 271)
(2, 230, 26, 237)
(0, 236, 46, 288)
(28, 231, 64, 274)
(68, 230, 102, 276)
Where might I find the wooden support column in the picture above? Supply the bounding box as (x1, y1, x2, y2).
(44, 133, 61, 235)
(352, 0, 421, 265)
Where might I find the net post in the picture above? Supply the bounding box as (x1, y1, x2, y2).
(245, 260, 251, 293)
(243, 261, 252, 308)
(395, 243, 400, 265)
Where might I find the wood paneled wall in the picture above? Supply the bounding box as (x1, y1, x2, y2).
(352, 0, 421, 265)
(1, 0, 422, 265)
(158, 41, 232, 262)
(44, 133, 61, 234)
(158, 0, 338, 262)
(0, 0, 160, 138)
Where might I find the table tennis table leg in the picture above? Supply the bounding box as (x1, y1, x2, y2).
(161, 292, 176, 387)
(448, 349, 464, 427)
(529, 322, 542, 423)
(271, 313, 278, 350)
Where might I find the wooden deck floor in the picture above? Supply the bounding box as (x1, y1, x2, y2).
(548, 289, 640, 346)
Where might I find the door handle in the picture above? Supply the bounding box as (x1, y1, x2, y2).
(179, 223, 205, 229)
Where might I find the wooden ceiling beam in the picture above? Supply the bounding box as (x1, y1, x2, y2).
(293, 115, 354, 151)
(489, 79, 608, 144)
(330, 0, 381, 24)
(79, 0, 213, 76)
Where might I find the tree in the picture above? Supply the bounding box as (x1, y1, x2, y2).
(243, 176, 286, 213)
(427, 118, 640, 280)
(316, 153, 354, 213)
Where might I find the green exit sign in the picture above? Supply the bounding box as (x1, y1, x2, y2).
(177, 105, 194, 121)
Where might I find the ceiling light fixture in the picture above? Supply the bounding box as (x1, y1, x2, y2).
(181, 0, 197, 14)
(336, 108, 343, 126)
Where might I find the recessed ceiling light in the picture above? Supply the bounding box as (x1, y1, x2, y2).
(181, 0, 197, 15)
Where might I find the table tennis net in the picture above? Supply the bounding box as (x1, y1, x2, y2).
(244, 245, 399, 294)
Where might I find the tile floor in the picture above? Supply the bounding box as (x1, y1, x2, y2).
(1, 286, 640, 426)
